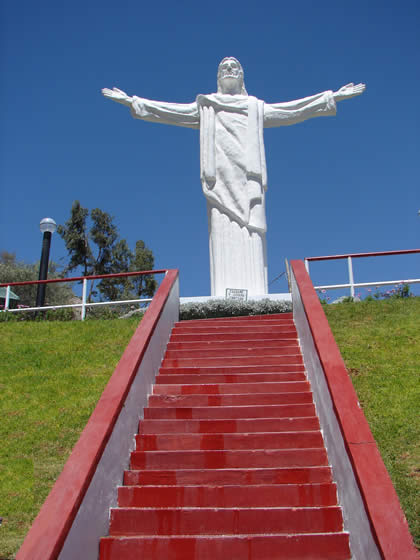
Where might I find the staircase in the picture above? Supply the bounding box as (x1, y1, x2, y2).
(99, 313, 351, 559)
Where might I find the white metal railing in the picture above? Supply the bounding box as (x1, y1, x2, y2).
(304, 249, 420, 298)
(0, 270, 167, 320)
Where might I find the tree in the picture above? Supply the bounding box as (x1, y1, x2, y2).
(130, 240, 158, 298)
(0, 252, 73, 308)
(56, 201, 91, 276)
(96, 240, 157, 303)
(58, 201, 157, 302)
(97, 239, 133, 301)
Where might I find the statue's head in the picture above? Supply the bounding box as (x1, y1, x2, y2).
(217, 57, 247, 95)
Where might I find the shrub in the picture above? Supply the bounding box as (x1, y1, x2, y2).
(85, 304, 129, 320)
(0, 308, 74, 322)
(179, 298, 292, 321)
(318, 283, 413, 305)
(0, 254, 74, 309)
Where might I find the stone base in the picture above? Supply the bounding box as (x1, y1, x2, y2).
(179, 293, 292, 305)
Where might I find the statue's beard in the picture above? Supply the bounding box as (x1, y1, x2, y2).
(219, 75, 242, 94)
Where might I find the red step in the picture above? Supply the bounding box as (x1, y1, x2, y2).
(172, 325, 297, 334)
(174, 315, 294, 330)
(138, 417, 320, 434)
(152, 381, 310, 394)
(174, 322, 296, 331)
(144, 403, 316, 419)
(160, 364, 305, 374)
(108, 506, 344, 535)
(161, 355, 303, 367)
(178, 312, 293, 320)
(100, 533, 351, 560)
(130, 448, 328, 470)
(163, 345, 301, 358)
(167, 338, 299, 350)
(135, 431, 324, 451)
(175, 314, 294, 325)
(99, 313, 350, 559)
(123, 466, 333, 486)
(170, 331, 298, 342)
(148, 393, 313, 408)
(155, 371, 307, 384)
(118, 483, 338, 507)
(175, 320, 296, 328)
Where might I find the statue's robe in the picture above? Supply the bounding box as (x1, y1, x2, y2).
(131, 90, 336, 296)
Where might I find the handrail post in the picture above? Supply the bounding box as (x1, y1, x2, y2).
(81, 278, 87, 321)
(304, 259, 310, 274)
(347, 256, 355, 298)
(5, 285, 10, 311)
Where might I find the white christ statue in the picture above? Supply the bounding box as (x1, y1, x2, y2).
(102, 57, 365, 297)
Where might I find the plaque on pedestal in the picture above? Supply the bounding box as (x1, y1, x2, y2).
(225, 288, 248, 301)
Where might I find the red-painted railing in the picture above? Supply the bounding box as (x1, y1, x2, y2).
(15, 269, 179, 560)
(304, 249, 420, 298)
(1, 270, 167, 319)
(305, 248, 420, 261)
(290, 260, 418, 559)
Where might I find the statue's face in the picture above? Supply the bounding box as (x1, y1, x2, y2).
(218, 58, 243, 94)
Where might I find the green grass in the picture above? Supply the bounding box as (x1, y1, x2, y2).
(0, 318, 141, 560)
(324, 297, 420, 548)
(1, 301, 419, 557)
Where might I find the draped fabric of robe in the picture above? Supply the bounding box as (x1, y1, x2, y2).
(130, 90, 336, 296)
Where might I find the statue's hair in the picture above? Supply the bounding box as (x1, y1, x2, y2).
(217, 57, 248, 95)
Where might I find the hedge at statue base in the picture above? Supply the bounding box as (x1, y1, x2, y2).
(179, 298, 292, 321)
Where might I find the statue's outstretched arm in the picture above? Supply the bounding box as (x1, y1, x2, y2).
(333, 83, 366, 102)
(102, 87, 133, 107)
(102, 87, 199, 128)
(264, 82, 366, 128)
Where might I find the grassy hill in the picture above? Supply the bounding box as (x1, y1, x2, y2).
(0, 317, 141, 559)
(324, 297, 419, 549)
(0, 299, 418, 557)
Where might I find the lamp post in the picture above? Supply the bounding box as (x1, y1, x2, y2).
(36, 217, 57, 308)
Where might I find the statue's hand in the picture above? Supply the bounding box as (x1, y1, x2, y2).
(333, 83, 366, 102)
(101, 87, 133, 106)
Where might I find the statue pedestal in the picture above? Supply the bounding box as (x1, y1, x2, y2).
(179, 293, 291, 305)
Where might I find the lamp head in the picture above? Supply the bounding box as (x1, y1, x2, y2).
(40, 217, 57, 234)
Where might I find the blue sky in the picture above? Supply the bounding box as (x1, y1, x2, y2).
(1, 0, 419, 297)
